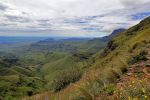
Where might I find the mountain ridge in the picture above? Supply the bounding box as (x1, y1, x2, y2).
(0, 16, 150, 100)
(23, 16, 150, 100)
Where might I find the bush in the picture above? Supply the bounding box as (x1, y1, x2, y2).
(73, 80, 116, 100)
(120, 67, 128, 74)
(0, 75, 45, 99)
(51, 68, 82, 92)
(72, 78, 105, 100)
(102, 69, 120, 84)
(104, 84, 115, 95)
(107, 40, 118, 51)
(128, 51, 148, 64)
(0, 55, 20, 67)
(100, 40, 118, 57)
(128, 43, 140, 53)
(100, 48, 110, 57)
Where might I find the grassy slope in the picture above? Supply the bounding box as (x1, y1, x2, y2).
(68, 17, 150, 99)
(17, 38, 103, 91)
(24, 16, 150, 100)
(0, 32, 108, 99)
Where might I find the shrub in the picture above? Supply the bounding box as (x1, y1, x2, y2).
(100, 40, 118, 57)
(0, 55, 19, 67)
(72, 78, 105, 100)
(120, 67, 128, 74)
(73, 80, 116, 100)
(128, 43, 140, 53)
(104, 84, 115, 95)
(51, 68, 82, 92)
(100, 48, 110, 57)
(102, 69, 120, 84)
(107, 40, 118, 51)
(128, 51, 148, 64)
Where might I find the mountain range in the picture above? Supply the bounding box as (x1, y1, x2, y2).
(0, 16, 150, 100)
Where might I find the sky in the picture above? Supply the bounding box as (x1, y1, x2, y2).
(0, 0, 150, 37)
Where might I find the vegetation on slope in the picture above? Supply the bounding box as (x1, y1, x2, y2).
(0, 34, 112, 99)
(24, 16, 150, 100)
(71, 16, 150, 100)
(1, 15, 147, 100)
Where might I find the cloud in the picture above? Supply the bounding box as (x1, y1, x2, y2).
(0, 0, 149, 37)
(5, 15, 31, 23)
(0, 2, 8, 11)
(120, 0, 150, 7)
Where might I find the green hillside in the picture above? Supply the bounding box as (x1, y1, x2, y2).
(1, 15, 149, 100)
(68, 16, 150, 99)
(23, 16, 150, 100)
(0, 36, 108, 99)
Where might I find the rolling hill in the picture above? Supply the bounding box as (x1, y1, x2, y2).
(0, 27, 124, 99)
(0, 24, 131, 100)
(24, 16, 150, 100)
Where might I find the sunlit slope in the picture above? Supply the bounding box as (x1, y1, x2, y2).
(72, 16, 150, 100)
(25, 16, 150, 100)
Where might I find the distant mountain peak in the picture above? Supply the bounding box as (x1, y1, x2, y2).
(111, 28, 126, 35)
(100, 28, 126, 42)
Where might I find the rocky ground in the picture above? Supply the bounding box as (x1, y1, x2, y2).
(114, 48, 150, 99)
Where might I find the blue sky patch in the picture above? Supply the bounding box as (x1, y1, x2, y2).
(132, 12, 150, 20)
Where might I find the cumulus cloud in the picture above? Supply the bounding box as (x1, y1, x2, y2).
(0, 0, 150, 37)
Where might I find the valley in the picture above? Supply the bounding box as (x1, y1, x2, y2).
(0, 0, 150, 100)
(23, 16, 150, 100)
(0, 16, 150, 100)
(0, 31, 120, 99)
